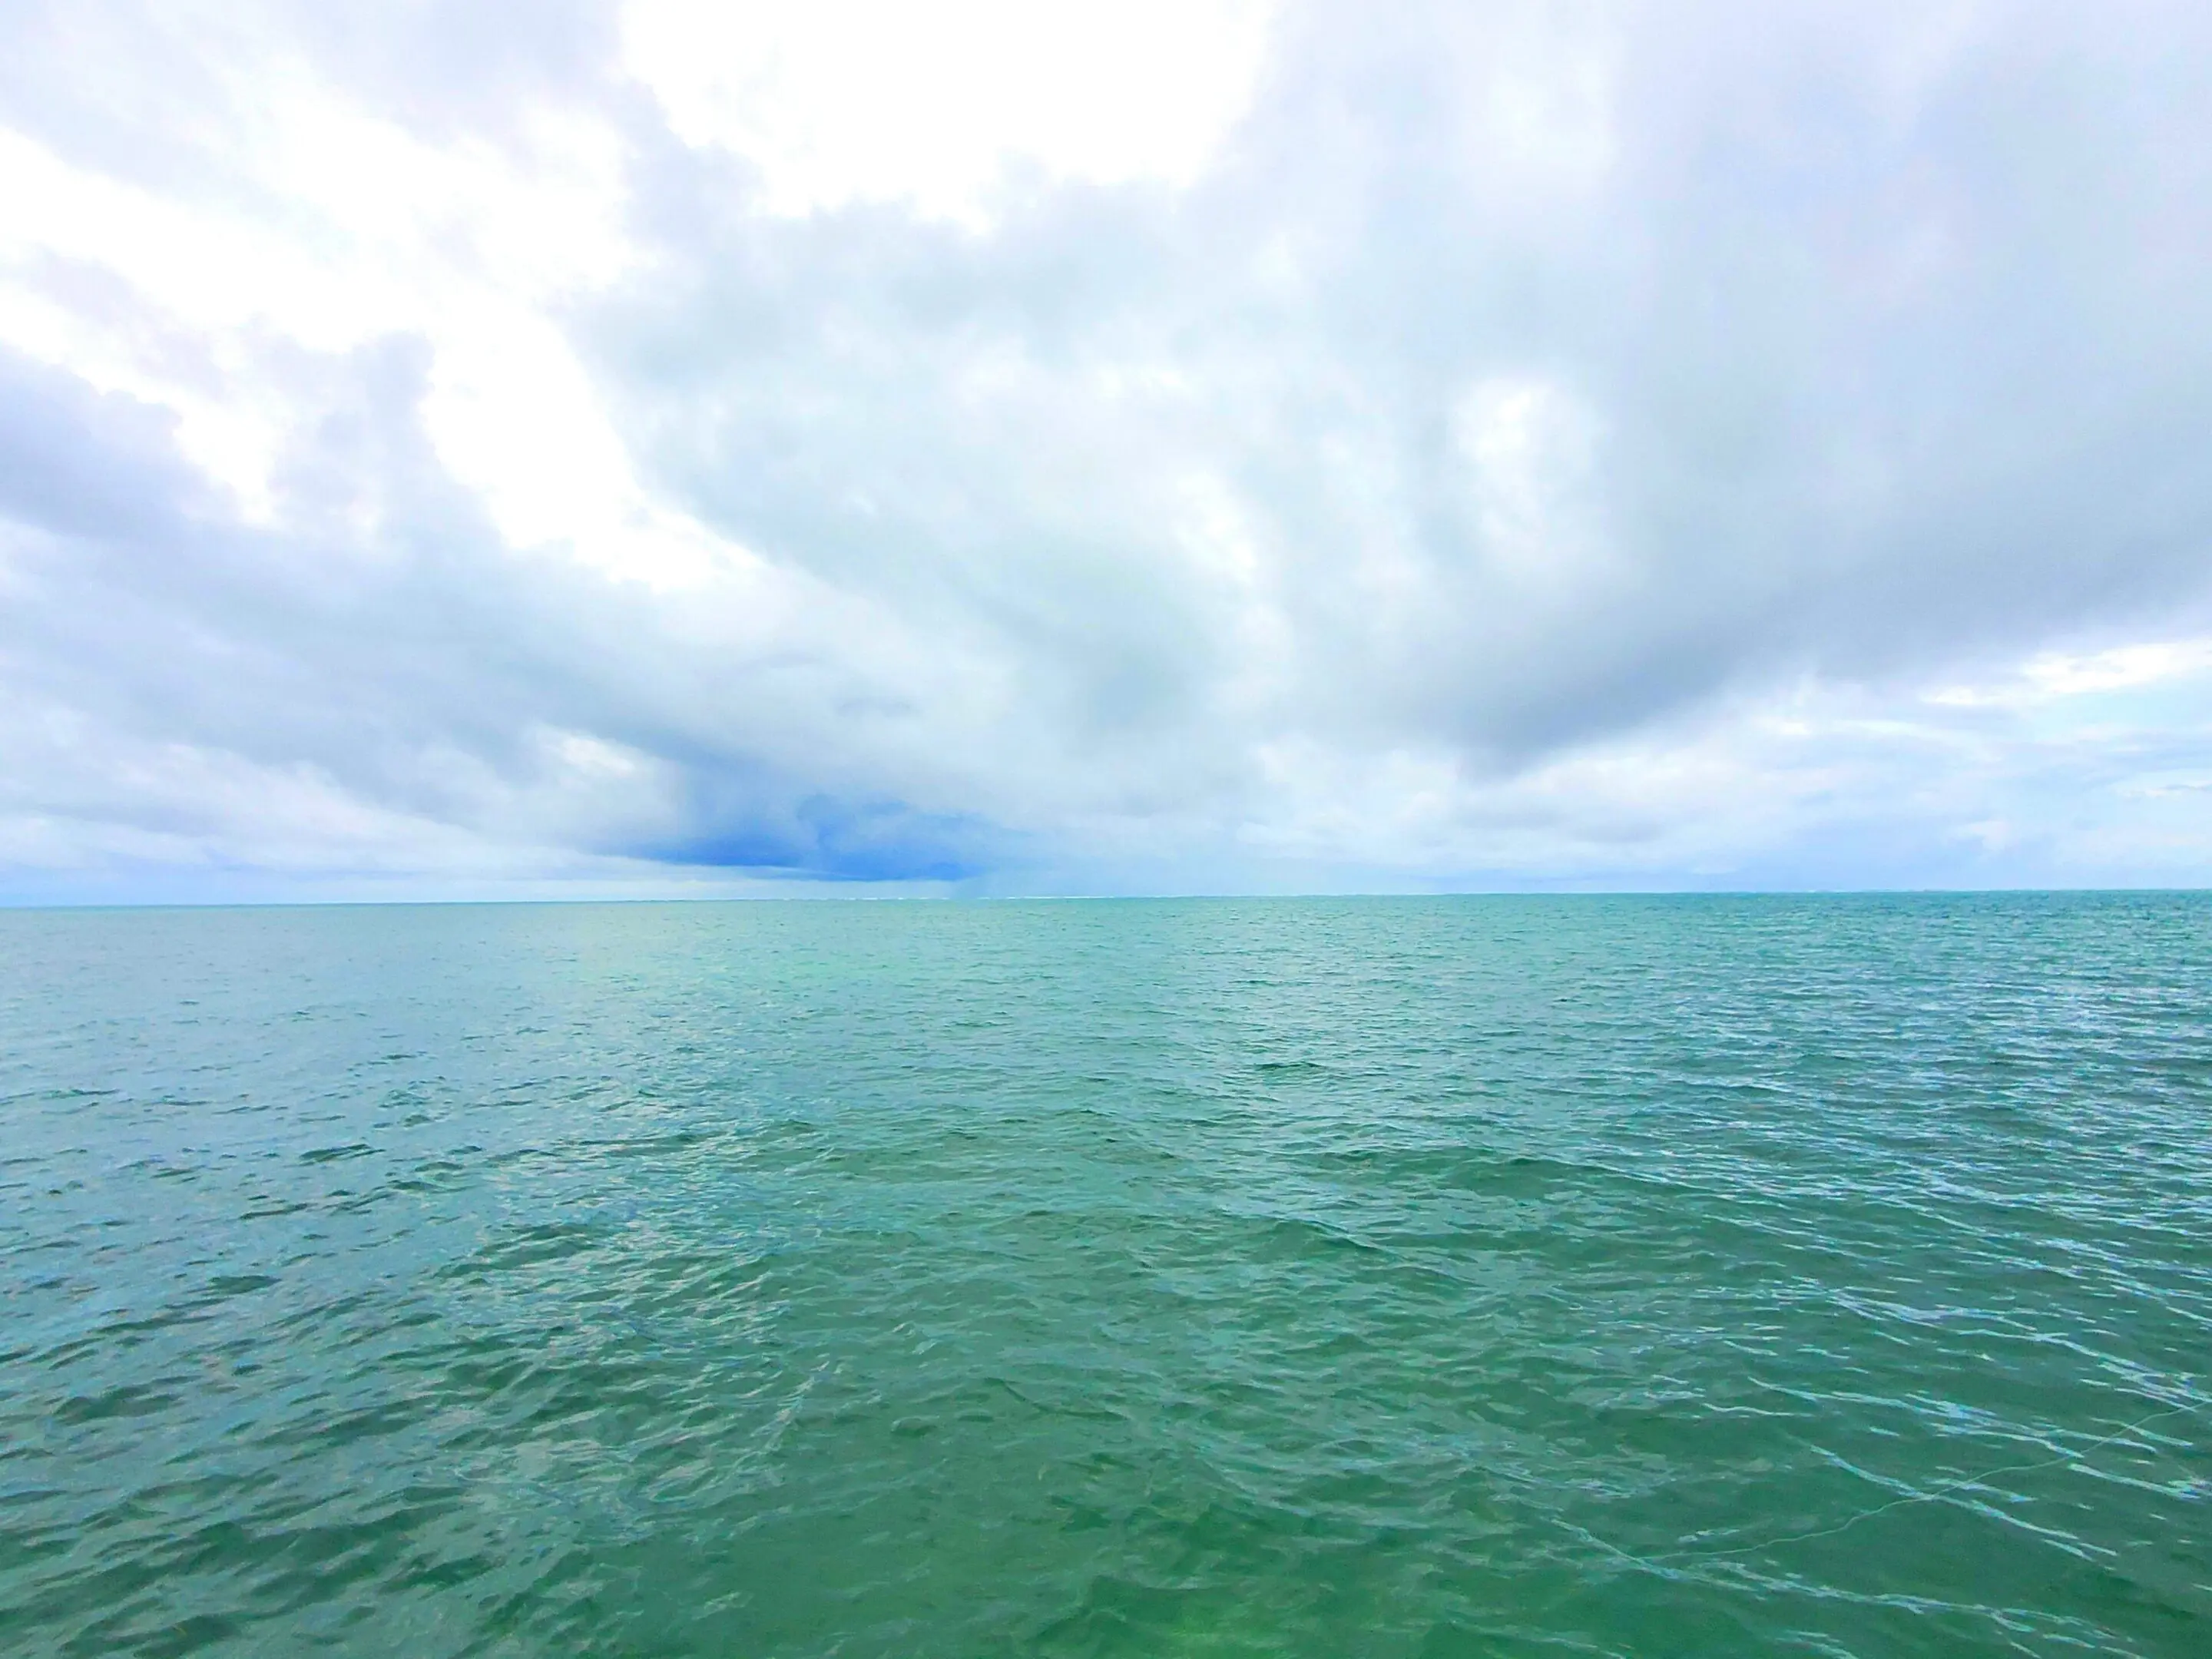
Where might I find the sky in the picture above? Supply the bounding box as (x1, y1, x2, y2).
(2, 0, 2210, 900)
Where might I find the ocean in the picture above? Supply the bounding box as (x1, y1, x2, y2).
(1, 894, 2205, 1655)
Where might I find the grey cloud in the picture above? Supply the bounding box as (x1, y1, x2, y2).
(5, 0, 2212, 893)
(0, 335, 997, 884)
(591, 0, 2212, 777)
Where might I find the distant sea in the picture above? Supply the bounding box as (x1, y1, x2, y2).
(2, 895, 2206, 1656)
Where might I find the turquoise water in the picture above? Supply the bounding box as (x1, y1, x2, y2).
(0, 896, 2206, 1657)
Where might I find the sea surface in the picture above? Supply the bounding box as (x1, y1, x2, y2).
(1, 895, 2207, 1657)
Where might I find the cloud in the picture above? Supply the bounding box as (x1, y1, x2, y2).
(620, 0, 1276, 224)
(2, 0, 2211, 898)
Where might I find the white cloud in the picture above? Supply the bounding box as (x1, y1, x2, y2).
(620, 0, 1279, 224)
(1928, 637, 2212, 709)
(2, 0, 2212, 896)
(0, 49, 730, 588)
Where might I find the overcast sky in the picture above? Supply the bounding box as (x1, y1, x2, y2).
(3, 0, 2210, 899)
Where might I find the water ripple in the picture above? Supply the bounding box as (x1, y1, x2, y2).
(0, 894, 2207, 1655)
